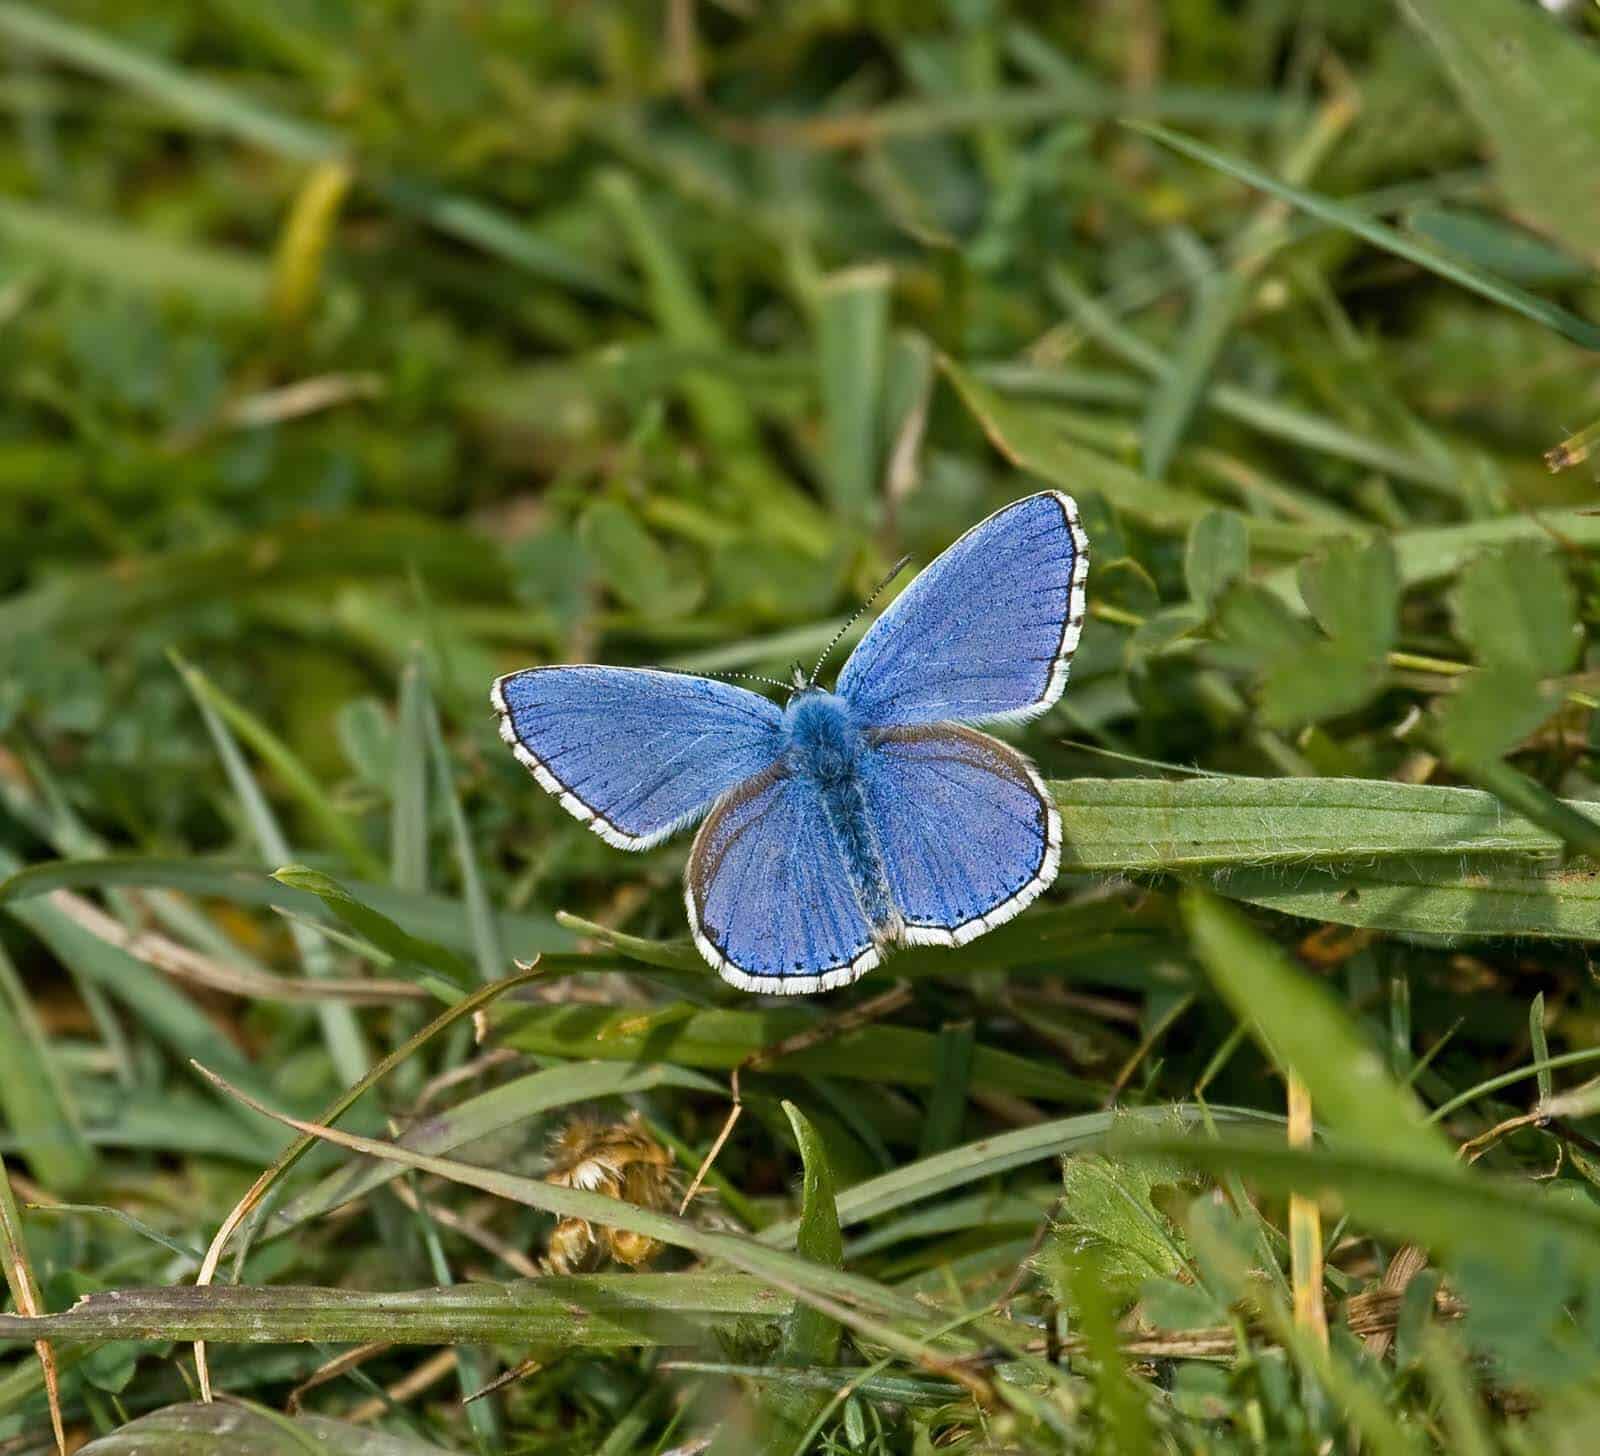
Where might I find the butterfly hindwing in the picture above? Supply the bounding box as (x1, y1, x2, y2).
(837, 491, 1088, 728)
(492, 666, 783, 849)
(859, 724, 1060, 946)
(686, 765, 880, 994)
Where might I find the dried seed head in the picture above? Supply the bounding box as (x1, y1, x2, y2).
(539, 1113, 677, 1274)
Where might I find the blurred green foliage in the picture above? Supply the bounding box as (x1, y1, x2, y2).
(4, 0, 1600, 1451)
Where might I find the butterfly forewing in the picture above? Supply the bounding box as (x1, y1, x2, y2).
(492, 666, 782, 849)
(836, 491, 1088, 727)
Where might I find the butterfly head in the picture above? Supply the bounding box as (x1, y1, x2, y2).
(788, 661, 813, 697)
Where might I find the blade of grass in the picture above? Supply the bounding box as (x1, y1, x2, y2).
(0, 3, 635, 302)
(745, 1103, 844, 1456)
(177, 656, 371, 1085)
(426, 689, 504, 985)
(919, 1022, 975, 1158)
(0, 195, 270, 318)
(1138, 1137, 1600, 1281)
(389, 656, 429, 898)
(189, 967, 544, 1401)
(0, 943, 94, 1192)
(190, 1067, 1002, 1347)
(177, 655, 383, 883)
(0, 1153, 65, 1455)
(1129, 121, 1600, 351)
(817, 265, 892, 524)
(269, 1062, 722, 1236)
(1030, 275, 1460, 493)
(758, 1104, 1277, 1246)
(0, 513, 510, 648)
(496, 1003, 1100, 1104)
(945, 360, 1344, 552)
(0, 859, 571, 958)
(1180, 889, 1455, 1168)
(1140, 93, 1356, 480)
(270, 867, 472, 1003)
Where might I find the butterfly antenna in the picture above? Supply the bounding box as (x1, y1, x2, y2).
(695, 667, 794, 692)
(808, 554, 913, 686)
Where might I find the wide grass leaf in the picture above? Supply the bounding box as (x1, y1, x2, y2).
(1213, 856, 1600, 942)
(0, 1275, 784, 1349)
(1051, 776, 1582, 871)
(1135, 1138, 1600, 1289)
(72, 1400, 471, 1453)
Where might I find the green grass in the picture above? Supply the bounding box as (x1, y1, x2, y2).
(4, 2, 1600, 1452)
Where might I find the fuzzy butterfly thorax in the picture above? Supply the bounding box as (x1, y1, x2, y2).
(782, 688, 862, 786)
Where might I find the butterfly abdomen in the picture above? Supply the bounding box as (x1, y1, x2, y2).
(783, 691, 900, 941)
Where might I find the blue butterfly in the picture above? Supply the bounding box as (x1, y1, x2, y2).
(492, 490, 1089, 994)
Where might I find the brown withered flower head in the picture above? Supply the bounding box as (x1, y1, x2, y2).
(539, 1112, 677, 1275)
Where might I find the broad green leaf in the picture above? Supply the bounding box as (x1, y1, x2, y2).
(1050, 775, 1586, 871)
(1262, 510, 1600, 611)
(1258, 641, 1384, 731)
(1401, 0, 1600, 264)
(1216, 582, 1380, 727)
(1213, 583, 1316, 666)
(1179, 890, 1456, 1170)
(1450, 542, 1578, 676)
(1038, 1144, 1195, 1309)
(1185, 510, 1249, 610)
(1434, 666, 1554, 765)
(1299, 537, 1399, 658)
